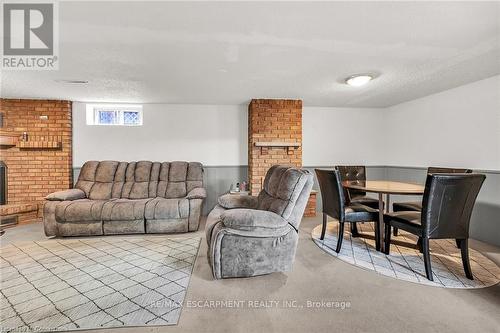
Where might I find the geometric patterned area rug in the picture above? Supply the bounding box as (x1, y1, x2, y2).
(0, 236, 200, 332)
(312, 222, 500, 289)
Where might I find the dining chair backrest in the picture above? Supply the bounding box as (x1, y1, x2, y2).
(421, 173, 485, 239)
(335, 165, 367, 198)
(315, 169, 346, 222)
(427, 167, 473, 174)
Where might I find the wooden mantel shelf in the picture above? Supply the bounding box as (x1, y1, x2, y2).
(254, 141, 301, 153)
(0, 131, 19, 148)
(255, 142, 301, 147)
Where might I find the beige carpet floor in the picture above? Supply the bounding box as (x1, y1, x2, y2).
(1, 216, 499, 333)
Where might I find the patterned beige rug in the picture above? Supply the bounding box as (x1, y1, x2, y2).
(312, 222, 500, 288)
(0, 236, 200, 332)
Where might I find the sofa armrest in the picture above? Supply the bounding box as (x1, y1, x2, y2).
(46, 189, 86, 201)
(218, 194, 258, 209)
(222, 209, 288, 230)
(186, 187, 207, 200)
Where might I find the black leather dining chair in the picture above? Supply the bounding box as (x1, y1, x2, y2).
(335, 166, 379, 208)
(392, 167, 473, 212)
(335, 165, 379, 237)
(384, 173, 485, 281)
(392, 167, 473, 237)
(316, 169, 380, 252)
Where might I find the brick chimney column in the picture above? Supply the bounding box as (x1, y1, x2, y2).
(248, 99, 302, 196)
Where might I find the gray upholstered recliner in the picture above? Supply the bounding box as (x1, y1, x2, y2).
(205, 165, 314, 279)
(43, 161, 206, 237)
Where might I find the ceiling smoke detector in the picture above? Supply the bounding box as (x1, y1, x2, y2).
(55, 79, 89, 84)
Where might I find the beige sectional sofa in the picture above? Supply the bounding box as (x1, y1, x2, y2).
(43, 160, 206, 237)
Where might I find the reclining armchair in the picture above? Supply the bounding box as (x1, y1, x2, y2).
(205, 165, 314, 279)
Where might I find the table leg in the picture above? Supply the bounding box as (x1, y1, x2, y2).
(386, 194, 390, 213)
(377, 193, 384, 252)
(385, 193, 400, 236)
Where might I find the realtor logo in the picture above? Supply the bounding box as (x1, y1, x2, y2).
(2, 2, 59, 70)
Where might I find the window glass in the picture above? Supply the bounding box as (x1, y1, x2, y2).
(123, 111, 140, 125)
(86, 104, 143, 126)
(98, 110, 117, 124)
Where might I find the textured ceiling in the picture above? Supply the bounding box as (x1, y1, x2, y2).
(2, 1, 500, 107)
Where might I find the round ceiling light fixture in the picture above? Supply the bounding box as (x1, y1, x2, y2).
(345, 74, 374, 87)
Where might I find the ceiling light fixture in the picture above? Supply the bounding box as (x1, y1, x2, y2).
(345, 74, 373, 87)
(55, 79, 89, 84)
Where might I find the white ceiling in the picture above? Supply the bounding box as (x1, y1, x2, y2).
(2, 1, 500, 107)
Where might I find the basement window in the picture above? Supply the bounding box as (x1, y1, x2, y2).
(86, 104, 143, 126)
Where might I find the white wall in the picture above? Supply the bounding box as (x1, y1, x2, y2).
(384, 75, 500, 171)
(73, 75, 500, 170)
(74, 103, 386, 169)
(72, 103, 247, 167)
(303, 107, 385, 166)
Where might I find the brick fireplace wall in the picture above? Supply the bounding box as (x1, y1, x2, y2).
(248, 99, 302, 196)
(0, 99, 72, 219)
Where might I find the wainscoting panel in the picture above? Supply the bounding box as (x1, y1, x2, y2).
(304, 166, 499, 247)
(73, 165, 499, 246)
(382, 166, 500, 247)
(202, 166, 248, 215)
(303, 166, 387, 213)
(73, 166, 247, 215)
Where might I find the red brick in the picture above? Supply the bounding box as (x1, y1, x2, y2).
(248, 99, 302, 196)
(0, 98, 73, 216)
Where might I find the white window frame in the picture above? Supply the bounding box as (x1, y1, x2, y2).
(85, 104, 143, 126)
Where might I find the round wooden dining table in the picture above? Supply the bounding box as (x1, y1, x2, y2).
(342, 180, 425, 252)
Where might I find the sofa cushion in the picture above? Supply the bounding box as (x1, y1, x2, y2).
(263, 165, 288, 197)
(135, 161, 153, 181)
(95, 161, 119, 182)
(149, 162, 161, 197)
(121, 162, 137, 198)
(221, 209, 289, 230)
(75, 161, 99, 197)
(129, 161, 153, 199)
(187, 162, 204, 192)
(165, 182, 186, 198)
(165, 162, 188, 198)
(79, 161, 99, 180)
(88, 182, 113, 200)
(218, 194, 257, 209)
(74, 160, 204, 200)
(101, 198, 151, 221)
(111, 162, 128, 198)
(121, 161, 153, 199)
(145, 198, 189, 219)
(169, 161, 188, 181)
(156, 162, 203, 198)
(87, 161, 119, 200)
(257, 166, 310, 220)
(186, 187, 207, 200)
(55, 199, 107, 222)
(46, 189, 86, 201)
(156, 162, 169, 197)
